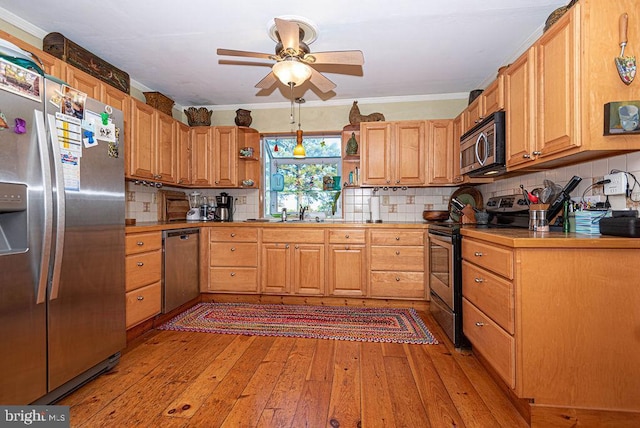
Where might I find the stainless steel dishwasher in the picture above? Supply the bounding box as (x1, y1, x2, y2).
(162, 228, 199, 313)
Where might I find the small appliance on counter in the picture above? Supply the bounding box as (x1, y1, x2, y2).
(187, 191, 202, 221)
(215, 192, 234, 222)
(200, 196, 213, 221)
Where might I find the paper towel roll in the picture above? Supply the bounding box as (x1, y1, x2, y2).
(369, 195, 380, 222)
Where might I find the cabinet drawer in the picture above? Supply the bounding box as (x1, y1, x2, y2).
(328, 229, 366, 244)
(125, 249, 162, 291)
(209, 227, 258, 242)
(126, 281, 161, 328)
(209, 267, 258, 292)
(125, 232, 162, 255)
(210, 242, 257, 267)
(462, 261, 514, 334)
(370, 272, 425, 299)
(370, 246, 424, 271)
(370, 230, 424, 246)
(262, 228, 324, 243)
(463, 298, 515, 389)
(462, 238, 513, 279)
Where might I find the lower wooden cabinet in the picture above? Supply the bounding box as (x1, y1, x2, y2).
(209, 227, 259, 293)
(125, 231, 162, 328)
(327, 229, 367, 296)
(261, 240, 325, 296)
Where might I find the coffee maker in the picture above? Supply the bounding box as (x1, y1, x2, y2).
(215, 192, 233, 222)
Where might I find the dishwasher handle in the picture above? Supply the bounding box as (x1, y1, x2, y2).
(164, 228, 200, 240)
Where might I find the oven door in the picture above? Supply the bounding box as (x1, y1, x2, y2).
(428, 232, 454, 309)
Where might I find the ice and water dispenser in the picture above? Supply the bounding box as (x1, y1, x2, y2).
(0, 182, 28, 254)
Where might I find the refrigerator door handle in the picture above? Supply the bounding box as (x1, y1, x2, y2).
(34, 110, 52, 304)
(47, 114, 66, 301)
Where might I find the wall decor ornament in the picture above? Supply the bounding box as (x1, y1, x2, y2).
(234, 109, 252, 127)
(184, 107, 213, 126)
(348, 101, 385, 125)
(346, 132, 358, 155)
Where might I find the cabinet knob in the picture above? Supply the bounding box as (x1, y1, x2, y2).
(345, 234, 349, 239)
(395, 250, 400, 255)
(395, 180, 400, 184)
(215, 181, 220, 184)
(285, 244, 290, 249)
(178, 179, 183, 184)
(230, 233, 236, 237)
(137, 296, 144, 301)
(532, 151, 542, 156)
(474, 277, 484, 283)
(474, 252, 483, 257)
(345, 245, 350, 250)
(295, 244, 299, 249)
(475, 322, 485, 327)
(386, 180, 391, 184)
(137, 262, 144, 267)
(395, 237, 400, 241)
(136, 241, 144, 246)
(395, 277, 400, 281)
(522, 154, 531, 159)
(230, 247, 236, 252)
(230, 272, 236, 277)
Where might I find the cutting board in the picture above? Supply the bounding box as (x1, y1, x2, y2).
(158, 190, 189, 222)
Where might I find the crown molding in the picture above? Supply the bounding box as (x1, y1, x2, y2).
(0, 7, 47, 39)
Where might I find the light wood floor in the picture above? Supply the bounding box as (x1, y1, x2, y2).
(60, 310, 528, 427)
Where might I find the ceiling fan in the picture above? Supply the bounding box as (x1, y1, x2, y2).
(217, 16, 364, 93)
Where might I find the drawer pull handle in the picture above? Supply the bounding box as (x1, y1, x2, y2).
(345, 234, 349, 238)
(345, 245, 350, 250)
(475, 322, 485, 327)
(137, 296, 144, 301)
(395, 250, 400, 255)
(474, 277, 483, 283)
(136, 241, 144, 246)
(474, 252, 483, 257)
(395, 277, 400, 281)
(230, 247, 236, 251)
(230, 233, 236, 237)
(395, 237, 400, 241)
(230, 272, 236, 277)
(137, 262, 144, 267)
(285, 244, 290, 249)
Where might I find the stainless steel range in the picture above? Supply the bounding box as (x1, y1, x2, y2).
(427, 194, 529, 348)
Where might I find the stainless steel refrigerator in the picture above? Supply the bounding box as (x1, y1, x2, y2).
(0, 43, 125, 404)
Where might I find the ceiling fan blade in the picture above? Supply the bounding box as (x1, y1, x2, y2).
(305, 50, 364, 66)
(255, 71, 278, 89)
(217, 48, 273, 60)
(274, 18, 299, 53)
(309, 68, 336, 93)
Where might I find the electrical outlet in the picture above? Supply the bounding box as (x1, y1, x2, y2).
(604, 172, 628, 196)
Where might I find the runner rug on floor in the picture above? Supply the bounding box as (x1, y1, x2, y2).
(158, 302, 438, 344)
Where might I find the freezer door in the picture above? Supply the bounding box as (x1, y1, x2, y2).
(46, 94, 126, 391)
(0, 93, 48, 403)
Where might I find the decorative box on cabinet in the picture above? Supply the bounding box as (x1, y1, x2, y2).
(208, 227, 259, 293)
(368, 230, 425, 299)
(125, 232, 162, 328)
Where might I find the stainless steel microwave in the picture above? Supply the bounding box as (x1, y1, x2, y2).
(459, 110, 506, 177)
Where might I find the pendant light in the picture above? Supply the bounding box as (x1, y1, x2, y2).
(293, 97, 306, 158)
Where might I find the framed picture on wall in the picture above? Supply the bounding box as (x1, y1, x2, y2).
(604, 101, 640, 135)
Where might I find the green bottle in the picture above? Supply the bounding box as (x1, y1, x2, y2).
(562, 199, 570, 233)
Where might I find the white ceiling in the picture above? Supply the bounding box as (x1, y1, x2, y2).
(0, 0, 568, 108)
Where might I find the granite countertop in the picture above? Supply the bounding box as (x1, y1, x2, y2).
(461, 227, 640, 249)
(126, 219, 431, 233)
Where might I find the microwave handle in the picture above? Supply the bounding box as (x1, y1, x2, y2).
(474, 132, 489, 166)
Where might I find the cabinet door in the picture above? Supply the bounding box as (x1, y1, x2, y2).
(212, 126, 238, 187)
(190, 127, 212, 186)
(360, 122, 392, 185)
(328, 245, 366, 297)
(505, 47, 536, 169)
(481, 76, 504, 118)
(155, 111, 176, 183)
(101, 85, 131, 176)
(395, 121, 426, 185)
(451, 114, 465, 184)
(464, 97, 484, 131)
(292, 244, 325, 295)
(176, 122, 191, 186)
(536, 9, 580, 157)
(65, 66, 101, 100)
(427, 120, 453, 185)
(261, 243, 290, 294)
(129, 98, 156, 179)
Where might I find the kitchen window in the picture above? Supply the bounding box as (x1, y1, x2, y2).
(263, 134, 342, 217)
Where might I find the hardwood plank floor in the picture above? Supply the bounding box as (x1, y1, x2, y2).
(60, 310, 528, 427)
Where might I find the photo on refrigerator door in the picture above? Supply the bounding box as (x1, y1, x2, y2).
(60, 85, 86, 120)
(0, 58, 41, 101)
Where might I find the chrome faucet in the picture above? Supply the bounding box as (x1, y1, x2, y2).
(299, 206, 308, 220)
(281, 207, 287, 222)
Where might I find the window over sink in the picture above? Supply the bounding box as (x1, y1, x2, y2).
(263, 134, 342, 217)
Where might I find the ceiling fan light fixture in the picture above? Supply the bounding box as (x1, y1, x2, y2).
(272, 59, 312, 87)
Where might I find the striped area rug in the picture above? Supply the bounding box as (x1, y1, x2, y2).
(158, 302, 438, 344)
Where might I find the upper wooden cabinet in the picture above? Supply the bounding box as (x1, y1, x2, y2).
(65, 66, 102, 100)
(128, 98, 176, 183)
(190, 127, 213, 187)
(505, 0, 640, 171)
(461, 76, 505, 135)
(212, 126, 238, 187)
(176, 122, 191, 186)
(426, 119, 454, 185)
(360, 120, 426, 186)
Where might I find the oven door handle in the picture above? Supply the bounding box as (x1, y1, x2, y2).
(428, 233, 453, 247)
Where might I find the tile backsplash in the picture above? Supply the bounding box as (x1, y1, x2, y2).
(125, 152, 640, 223)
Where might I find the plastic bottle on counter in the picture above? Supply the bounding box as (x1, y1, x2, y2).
(562, 199, 570, 233)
